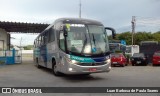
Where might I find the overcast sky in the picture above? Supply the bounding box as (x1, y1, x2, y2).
(0, 0, 160, 45)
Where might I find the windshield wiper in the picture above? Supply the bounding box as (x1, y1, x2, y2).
(92, 33, 96, 46)
(81, 33, 87, 54)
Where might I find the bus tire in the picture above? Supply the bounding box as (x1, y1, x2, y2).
(36, 58, 41, 68)
(52, 59, 62, 76)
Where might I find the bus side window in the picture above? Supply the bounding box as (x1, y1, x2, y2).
(37, 37, 40, 47)
(59, 32, 65, 51)
(39, 36, 42, 46)
(41, 35, 44, 45)
(34, 40, 37, 47)
(48, 28, 55, 42)
(44, 32, 48, 45)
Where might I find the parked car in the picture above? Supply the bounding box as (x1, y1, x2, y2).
(152, 51, 160, 66)
(131, 53, 148, 66)
(111, 53, 127, 67)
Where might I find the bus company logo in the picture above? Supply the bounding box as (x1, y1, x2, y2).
(71, 56, 85, 61)
(2, 88, 11, 93)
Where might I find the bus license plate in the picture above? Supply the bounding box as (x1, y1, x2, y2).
(89, 68, 97, 72)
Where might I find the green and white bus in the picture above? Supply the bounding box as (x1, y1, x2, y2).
(33, 18, 115, 76)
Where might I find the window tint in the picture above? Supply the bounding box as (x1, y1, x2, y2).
(59, 32, 65, 51)
(44, 33, 47, 45)
(34, 39, 37, 47)
(48, 28, 55, 42)
(33, 41, 36, 47)
(37, 37, 39, 47)
(41, 35, 44, 45)
(40, 32, 48, 45)
(39, 36, 42, 46)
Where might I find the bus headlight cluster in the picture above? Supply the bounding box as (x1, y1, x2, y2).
(65, 57, 80, 64)
(106, 58, 111, 69)
(71, 60, 80, 64)
(105, 56, 111, 63)
(106, 59, 111, 63)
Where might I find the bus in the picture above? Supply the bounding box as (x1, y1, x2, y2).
(33, 18, 115, 76)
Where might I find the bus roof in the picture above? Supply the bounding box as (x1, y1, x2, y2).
(35, 18, 104, 40)
(54, 18, 103, 25)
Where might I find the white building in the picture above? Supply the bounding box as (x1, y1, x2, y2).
(0, 28, 9, 50)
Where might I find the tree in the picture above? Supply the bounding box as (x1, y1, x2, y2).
(134, 32, 154, 45)
(23, 45, 33, 50)
(117, 32, 132, 45)
(108, 31, 160, 45)
(152, 31, 160, 42)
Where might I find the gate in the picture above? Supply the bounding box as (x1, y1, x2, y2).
(0, 49, 22, 65)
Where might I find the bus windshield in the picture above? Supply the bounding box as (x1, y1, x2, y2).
(66, 24, 109, 56)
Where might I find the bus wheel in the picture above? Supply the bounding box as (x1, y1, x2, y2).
(52, 60, 62, 76)
(36, 58, 41, 68)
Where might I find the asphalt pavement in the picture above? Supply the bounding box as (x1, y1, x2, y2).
(0, 57, 160, 96)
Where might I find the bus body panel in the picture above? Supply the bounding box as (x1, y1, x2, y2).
(46, 41, 59, 69)
(55, 53, 111, 74)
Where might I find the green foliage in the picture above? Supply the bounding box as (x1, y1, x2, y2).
(153, 31, 160, 42)
(134, 32, 154, 45)
(125, 54, 131, 59)
(23, 45, 33, 50)
(115, 50, 122, 53)
(108, 31, 160, 45)
(117, 32, 132, 45)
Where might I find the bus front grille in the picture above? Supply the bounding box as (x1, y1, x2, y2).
(77, 62, 106, 66)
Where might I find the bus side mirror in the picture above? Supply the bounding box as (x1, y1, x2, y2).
(105, 27, 116, 39)
(63, 26, 68, 37)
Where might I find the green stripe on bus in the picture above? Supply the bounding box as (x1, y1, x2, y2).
(70, 55, 95, 63)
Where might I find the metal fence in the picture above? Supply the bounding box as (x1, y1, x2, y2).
(0, 49, 22, 65)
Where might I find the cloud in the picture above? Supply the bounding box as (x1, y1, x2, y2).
(0, 0, 160, 45)
(0, 0, 159, 26)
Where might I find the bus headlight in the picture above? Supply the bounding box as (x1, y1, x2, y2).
(106, 59, 111, 63)
(106, 56, 110, 63)
(106, 59, 111, 69)
(65, 57, 80, 64)
(71, 60, 80, 64)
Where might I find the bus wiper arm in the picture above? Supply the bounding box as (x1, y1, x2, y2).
(92, 33, 96, 46)
(81, 33, 87, 54)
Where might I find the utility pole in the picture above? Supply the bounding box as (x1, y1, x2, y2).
(79, 0, 82, 18)
(131, 16, 136, 46)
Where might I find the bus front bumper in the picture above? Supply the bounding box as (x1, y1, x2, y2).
(64, 63, 111, 75)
